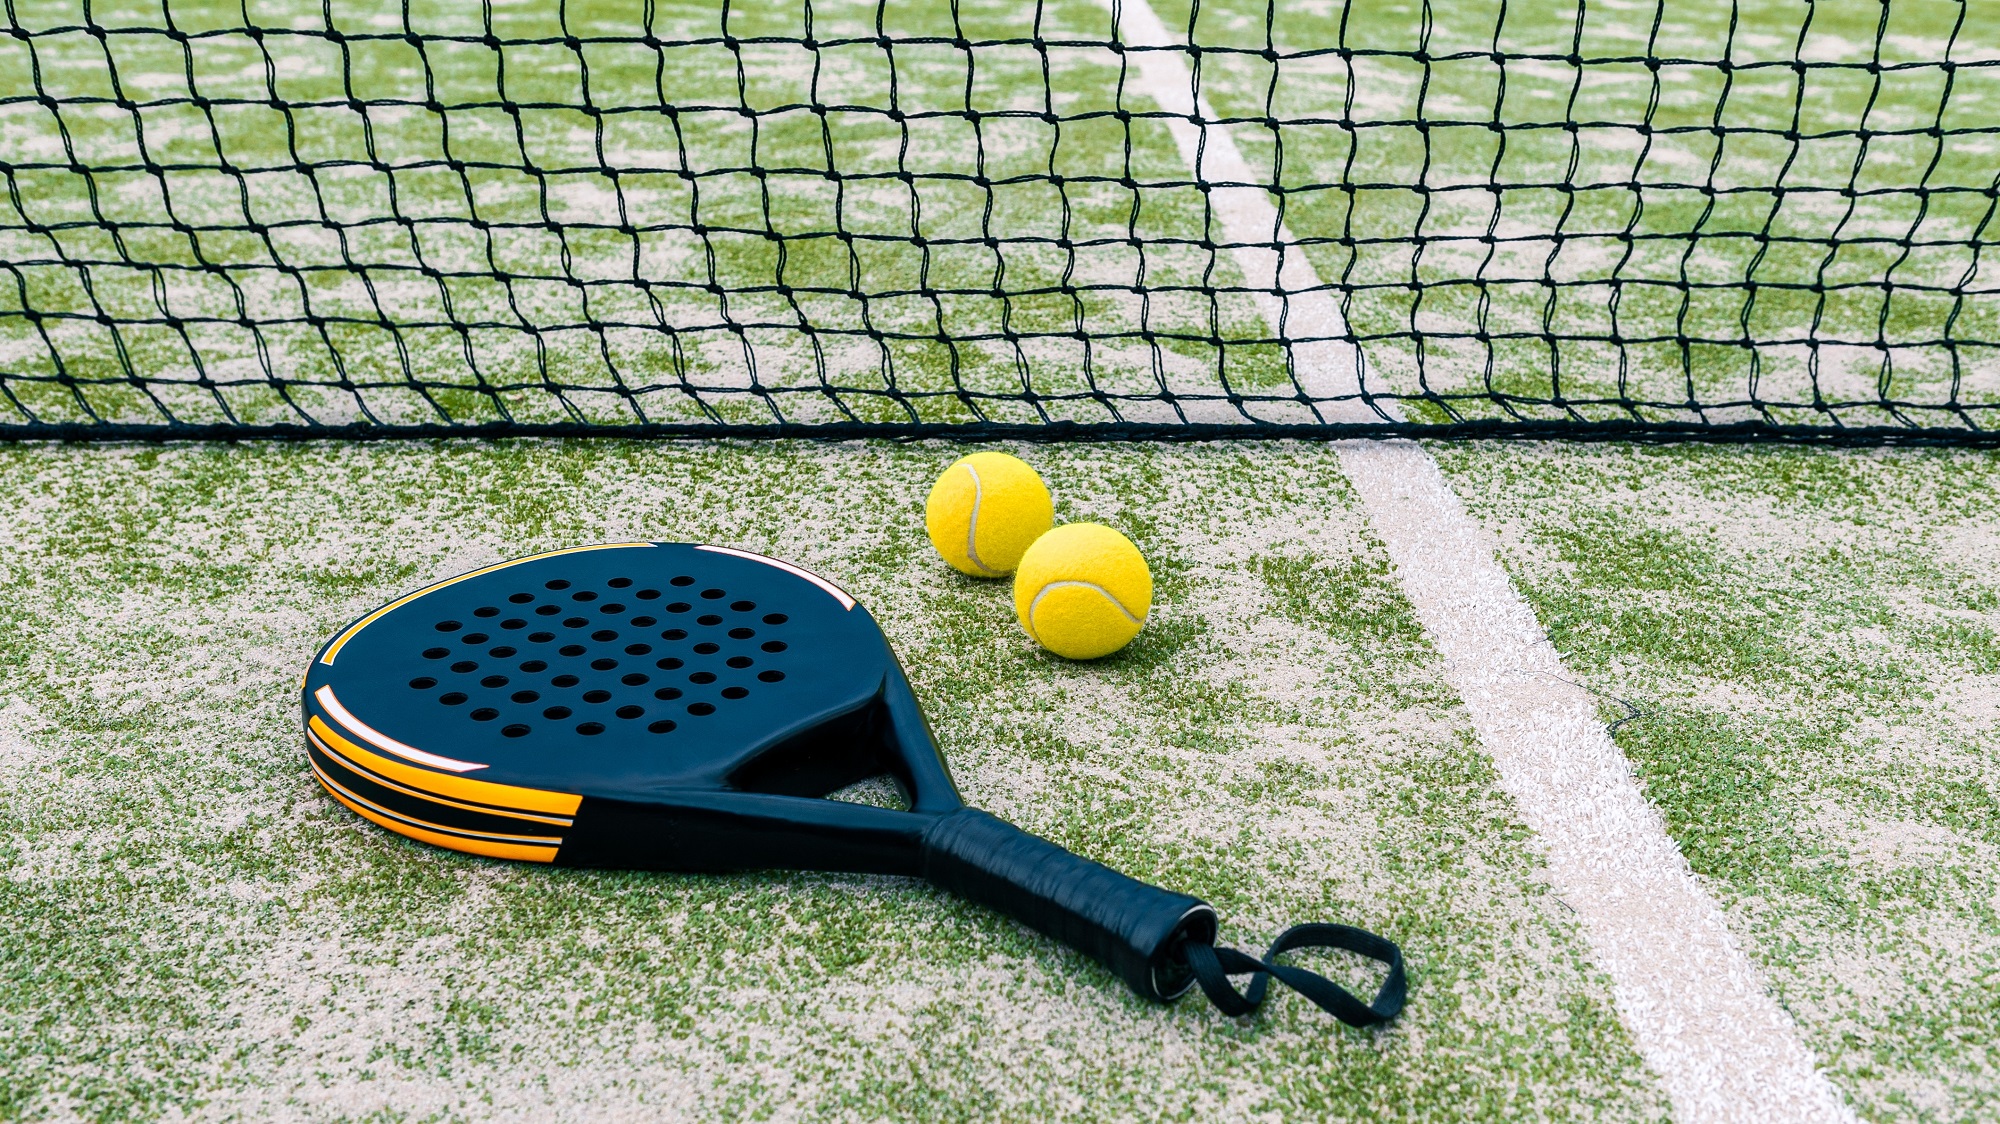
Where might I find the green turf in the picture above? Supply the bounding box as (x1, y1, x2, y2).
(0, 440, 1666, 1121)
(4, 437, 1999, 1121)
(1434, 440, 2000, 1122)
(2, 0, 1997, 1117)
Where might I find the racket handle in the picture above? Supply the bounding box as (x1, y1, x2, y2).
(920, 808, 1216, 1001)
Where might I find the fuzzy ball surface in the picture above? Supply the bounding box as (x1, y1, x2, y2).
(924, 452, 1055, 577)
(1012, 523, 1152, 659)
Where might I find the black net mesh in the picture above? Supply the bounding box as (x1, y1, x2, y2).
(2, 0, 1995, 442)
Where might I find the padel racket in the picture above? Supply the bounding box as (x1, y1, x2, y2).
(302, 542, 1405, 1024)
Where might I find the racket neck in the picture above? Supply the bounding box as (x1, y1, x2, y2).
(558, 791, 944, 877)
(879, 663, 962, 814)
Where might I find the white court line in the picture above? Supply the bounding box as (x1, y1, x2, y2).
(1107, 3, 1854, 1120)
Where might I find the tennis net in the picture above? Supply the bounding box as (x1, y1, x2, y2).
(2, 0, 1995, 442)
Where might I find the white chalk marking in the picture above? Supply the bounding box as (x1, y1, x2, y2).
(1108, 2, 1854, 1120)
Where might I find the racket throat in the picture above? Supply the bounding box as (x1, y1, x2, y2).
(555, 792, 938, 877)
(720, 666, 961, 816)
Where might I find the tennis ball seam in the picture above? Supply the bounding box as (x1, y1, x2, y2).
(959, 461, 1003, 577)
(1025, 580, 1143, 647)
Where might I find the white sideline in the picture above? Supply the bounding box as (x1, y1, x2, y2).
(1107, 3, 1855, 1120)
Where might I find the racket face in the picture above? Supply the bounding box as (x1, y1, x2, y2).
(303, 543, 947, 869)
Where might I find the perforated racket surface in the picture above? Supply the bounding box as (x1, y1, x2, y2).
(304, 542, 1405, 1025)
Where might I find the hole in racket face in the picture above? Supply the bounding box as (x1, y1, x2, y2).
(408, 570, 795, 741)
(826, 774, 910, 812)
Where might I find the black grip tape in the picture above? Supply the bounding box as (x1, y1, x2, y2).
(920, 808, 1216, 1001)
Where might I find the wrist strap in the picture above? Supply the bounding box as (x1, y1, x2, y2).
(1182, 923, 1406, 1027)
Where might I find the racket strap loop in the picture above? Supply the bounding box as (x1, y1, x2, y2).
(1184, 922, 1406, 1028)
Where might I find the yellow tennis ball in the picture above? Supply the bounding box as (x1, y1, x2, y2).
(1013, 523, 1152, 660)
(924, 452, 1055, 578)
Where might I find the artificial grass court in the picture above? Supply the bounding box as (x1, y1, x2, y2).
(0, 438, 1992, 1121)
(2, 0, 1996, 1116)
